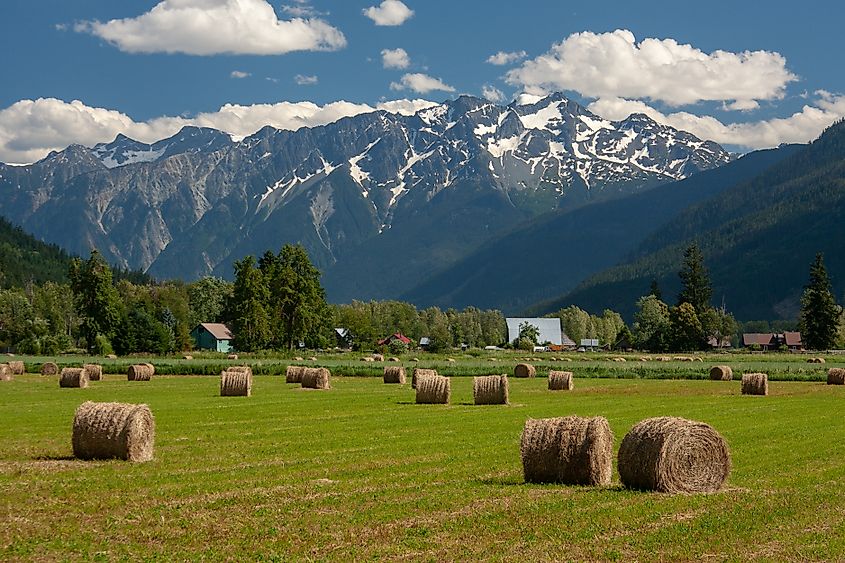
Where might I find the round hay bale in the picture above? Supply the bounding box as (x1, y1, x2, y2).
(60, 367, 89, 388)
(72, 401, 155, 462)
(0, 363, 11, 381)
(84, 364, 103, 382)
(294, 356, 304, 361)
(372, 354, 384, 362)
(612, 357, 626, 362)
(226, 365, 253, 376)
(301, 367, 331, 390)
(826, 368, 845, 385)
(520, 416, 613, 485)
(447, 358, 456, 363)
(741, 373, 768, 396)
(388, 357, 400, 362)
(41, 362, 59, 376)
(309, 356, 318, 361)
(127, 364, 153, 382)
(548, 370, 574, 391)
(220, 369, 252, 397)
(361, 357, 374, 362)
(106, 354, 117, 360)
(8, 360, 25, 375)
(415, 374, 450, 404)
(618, 416, 731, 493)
(412, 368, 437, 389)
(410, 357, 420, 362)
(383, 366, 406, 384)
(709, 365, 733, 381)
(183, 355, 193, 360)
(473, 374, 509, 405)
(285, 365, 306, 383)
(227, 354, 239, 360)
(514, 363, 536, 378)
(143, 363, 155, 375)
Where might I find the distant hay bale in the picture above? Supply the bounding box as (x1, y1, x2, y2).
(473, 374, 509, 405)
(127, 364, 153, 382)
(220, 369, 252, 397)
(309, 356, 318, 361)
(383, 366, 406, 384)
(412, 368, 437, 389)
(0, 364, 11, 381)
(640, 357, 650, 362)
(372, 354, 384, 362)
(709, 365, 733, 381)
(548, 370, 574, 391)
(388, 357, 400, 362)
(415, 373, 450, 404)
(658, 356, 671, 362)
(447, 358, 456, 363)
(106, 354, 117, 360)
(361, 357, 374, 362)
(741, 373, 768, 396)
(618, 416, 731, 493)
(183, 355, 193, 360)
(60, 367, 89, 388)
(514, 363, 536, 378)
(612, 357, 626, 362)
(410, 357, 419, 362)
(827, 368, 845, 385)
(807, 357, 826, 364)
(72, 401, 155, 462)
(285, 365, 306, 383)
(227, 354, 238, 360)
(520, 416, 613, 485)
(8, 360, 25, 375)
(673, 356, 694, 362)
(294, 356, 304, 361)
(84, 364, 103, 382)
(41, 362, 59, 376)
(301, 367, 331, 390)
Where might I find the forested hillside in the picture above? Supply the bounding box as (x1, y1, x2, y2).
(0, 216, 72, 287)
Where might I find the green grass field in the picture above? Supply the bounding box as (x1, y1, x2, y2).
(2, 367, 845, 560)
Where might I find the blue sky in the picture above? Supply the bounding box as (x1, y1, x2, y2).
(1, 0, 843, 163)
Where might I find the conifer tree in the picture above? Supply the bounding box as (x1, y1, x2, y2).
(800, 253, 841, 350)
(677, 243, 712, 314)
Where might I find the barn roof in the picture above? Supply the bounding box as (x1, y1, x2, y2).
(784, 331, 802, 346)
(198, 323, 234, 340)
(506, 317, 563, 346)
(742, 333, 775, 346)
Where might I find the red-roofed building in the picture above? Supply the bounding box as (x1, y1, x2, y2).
(378, 332, 412, 346)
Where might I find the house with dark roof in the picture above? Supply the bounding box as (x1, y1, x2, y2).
(191, 323, 234, 353)
(742, 332, 802, 351)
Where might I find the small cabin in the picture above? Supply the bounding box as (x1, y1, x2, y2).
(191, 323, 234, 353)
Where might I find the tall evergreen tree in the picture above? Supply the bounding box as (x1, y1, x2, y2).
(231, 255, 270, 352)
(274, 244, 328, 350)
(677, 243, 712, 314)
(800, 253, 841, 350)
(649, 279, 662, 301)
(68, 249, 121, 353)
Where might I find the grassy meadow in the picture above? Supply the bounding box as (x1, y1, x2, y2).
(1, 353, 845, 560)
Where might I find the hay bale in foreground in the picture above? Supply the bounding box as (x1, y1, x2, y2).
(415, 374, 450, 404)
(8, 360, 25, 375)
(473, 374, 509, 405)
(514, 363, 536, 378)
(72, 401, 155, 462)
(84, 364, 103, 381)
(383, 366, 406, 384)
(520, 416, 613, 485)
(127, 364, 153, 382)
(60, 367, 89, 388)
(412, 368, 437, 389)
(827, 368, 845, 385)
(226, 365, 253, 376)
(548, 370, 574, 391)
(301, 367, 331, 390)
(709, 365, 733, 381)
(618, 416, 731, 493)
(41, 362, 59, 376)
(285, 365, 306, 383)
(220, 369, 252, 397)
(741, 373, 768, 396)
(0, 364, 11, 381)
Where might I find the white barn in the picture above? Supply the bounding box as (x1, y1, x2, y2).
(506, 317, 562, 346)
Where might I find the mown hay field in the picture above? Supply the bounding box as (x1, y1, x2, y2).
(2, 372, 845, 560)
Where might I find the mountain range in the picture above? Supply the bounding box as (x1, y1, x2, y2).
(0, 93, 731, 307)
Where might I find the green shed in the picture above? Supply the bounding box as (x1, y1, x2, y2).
(191, 323, 234, 353)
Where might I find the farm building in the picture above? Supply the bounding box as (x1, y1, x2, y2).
(378, 332, 412, 347)
(506, 317, 563, 346)
(191, 323, 234, 353)
(742, 332, 802, 351)
(334, 328, 352, 348)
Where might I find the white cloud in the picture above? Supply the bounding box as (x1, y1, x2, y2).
(481, 85, 505, 103)
(587, 92, 845, 150)
(230, 70, 251, 79)
(390, 73, 455, 94)
(0, 97, 435, 164)
(381, 48, 410, 69)
(363, 1, 414, 26)
(486, 50, 527, 66)
(281, 1, 321, 17)
(294, 74, 318, 85)
(506, 29, 797, 108)
(75, 0, 346, 55)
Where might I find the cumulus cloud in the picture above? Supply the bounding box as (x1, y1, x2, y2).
(481, 85, 506, 103)
(587, 92, 845, 150)
(506, 29, 797, 108)
(390, 73, 455, 94)
(230, 70, 251, 79)
(381, 48, 410, 69)
(363, 1, 414, 26)
(0, 97, 438, 164)
(294, 74, 318, 85)
(486, 50, 527, 66)
(281, 1, 322, 17)
(75, 0, 346, 55)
